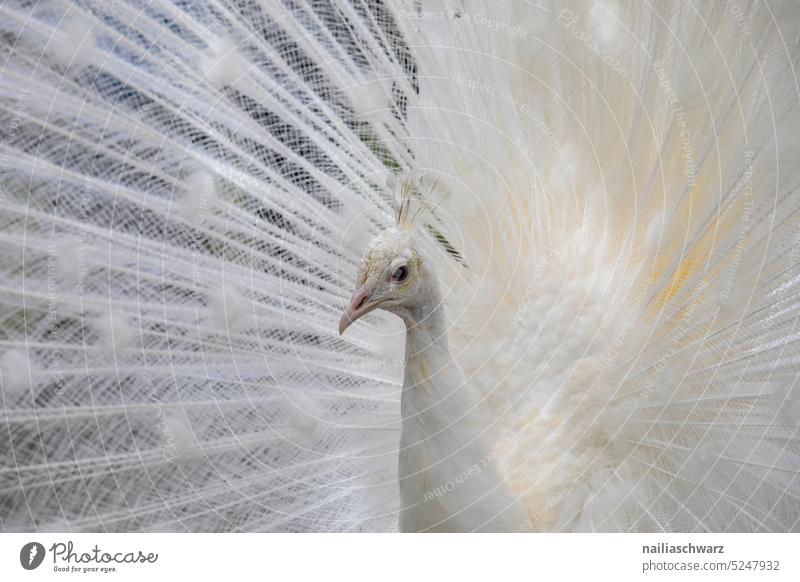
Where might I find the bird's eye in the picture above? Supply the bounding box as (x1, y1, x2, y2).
(392, 265, 409, 282)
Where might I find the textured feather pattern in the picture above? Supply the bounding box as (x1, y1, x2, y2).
(0, 0, 799, 532)
(402, 0, 800, 531)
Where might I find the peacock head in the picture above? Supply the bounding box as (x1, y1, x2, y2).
(339, 226, 427, 335)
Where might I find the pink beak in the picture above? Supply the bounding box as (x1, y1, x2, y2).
(338, 287, 385, 335)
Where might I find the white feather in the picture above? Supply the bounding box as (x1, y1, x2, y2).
(50, 18, 96, 69)
(93, 310, 135, 356)
(202, 37, 247, 88)
(0, 349, 32, 396)
(178, 172, 217, 223)
(0, 0, 798, 534)
(208, 284, 246, 330)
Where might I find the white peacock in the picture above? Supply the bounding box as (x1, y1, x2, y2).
(0, 0, 798, 532)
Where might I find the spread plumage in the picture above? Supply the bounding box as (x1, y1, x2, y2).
(1, 0, 799, 532)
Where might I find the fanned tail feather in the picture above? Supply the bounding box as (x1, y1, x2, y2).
(402, 0, 800, 531)
(1, 0, 799, 532)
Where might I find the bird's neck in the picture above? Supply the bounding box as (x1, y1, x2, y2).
(401, 306, 450, 417)
(397, 269, 456, 420)
(396, 270, 528, 532)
